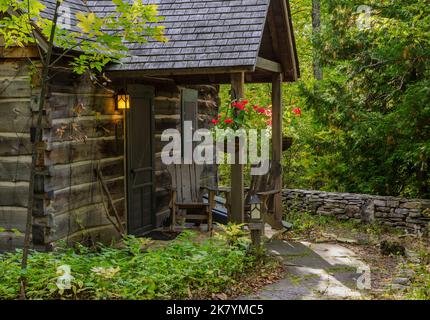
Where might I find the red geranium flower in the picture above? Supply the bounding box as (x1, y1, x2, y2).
(224, 118, 233, 124)
(292, 107, 302, 116)
(257, 107, 266, 114)
(212, 119, 219, 125)
(232, 101, 246, 110)
(253, 105, 259, 110)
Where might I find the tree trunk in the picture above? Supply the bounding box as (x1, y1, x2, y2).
(19, 0, 61, 300)
(312, 0, 323, 80)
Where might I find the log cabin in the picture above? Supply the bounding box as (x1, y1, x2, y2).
(0, 0, 299, 251)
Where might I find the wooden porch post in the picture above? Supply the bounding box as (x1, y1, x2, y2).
(272, 73, 283, 228)
(230, 72, 245, 223)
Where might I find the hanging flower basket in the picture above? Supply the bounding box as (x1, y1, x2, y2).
(211, 99, 272, 131)
(211, 99, 272, 155)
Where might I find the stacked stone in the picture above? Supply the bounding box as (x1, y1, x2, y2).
(283, 189, 430, 234)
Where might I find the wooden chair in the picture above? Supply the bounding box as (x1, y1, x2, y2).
(166, 164, 216, 232)
(218, 160, 282, 227)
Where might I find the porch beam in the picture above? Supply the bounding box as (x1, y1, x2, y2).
(256, 57, 283, 74)
(271, 72, 283, 229)
(230, 72, 245, 224)
(280, 0, 299, 80)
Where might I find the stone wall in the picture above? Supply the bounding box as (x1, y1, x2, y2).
(283, 189, 430, 233)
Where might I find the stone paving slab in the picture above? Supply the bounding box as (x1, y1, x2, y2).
(238, 240, 368, 300)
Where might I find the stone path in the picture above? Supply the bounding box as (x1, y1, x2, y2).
(239, 240, 369, 300)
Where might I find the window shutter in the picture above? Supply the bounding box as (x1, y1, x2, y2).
(181, 88, 198, 160)
(181, 88, 198, 130)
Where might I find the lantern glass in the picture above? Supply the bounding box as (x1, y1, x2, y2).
(117, 94, 130, 110)
(251, 203, 261, 220)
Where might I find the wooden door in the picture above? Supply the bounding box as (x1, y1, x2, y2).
(126, 85, 155, 235)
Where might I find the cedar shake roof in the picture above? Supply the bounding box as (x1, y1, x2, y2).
(39, 0, 299, 82)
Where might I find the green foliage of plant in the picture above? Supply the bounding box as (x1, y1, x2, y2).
(214, 223, 251, 249)
(295, 0, 430, 198)
(288, 211, 332, 235)
(405, 249, 430, 300)
(286, 209, 399, 239)
(0, 231, 260, 300)
(0, 0, 167, 75)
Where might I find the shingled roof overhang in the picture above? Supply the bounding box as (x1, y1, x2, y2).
(108, 0, 299, 84)
(39, 0, 299, 84)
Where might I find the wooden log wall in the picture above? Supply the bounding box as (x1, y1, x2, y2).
(36, 71, 124, 248)
(0, 47, 41, 251)
(0, 53, 124, 250)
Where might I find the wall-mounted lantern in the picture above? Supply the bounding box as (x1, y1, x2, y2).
(115, 89, 130, 110)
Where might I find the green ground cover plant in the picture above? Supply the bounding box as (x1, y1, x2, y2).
(0, 230, 270, 300)
(405, 249, 430, 299)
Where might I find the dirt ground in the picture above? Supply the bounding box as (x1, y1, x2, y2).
(280, 215, 430, 299)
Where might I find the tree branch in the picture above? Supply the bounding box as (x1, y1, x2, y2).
(20, 0, 62, 300)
